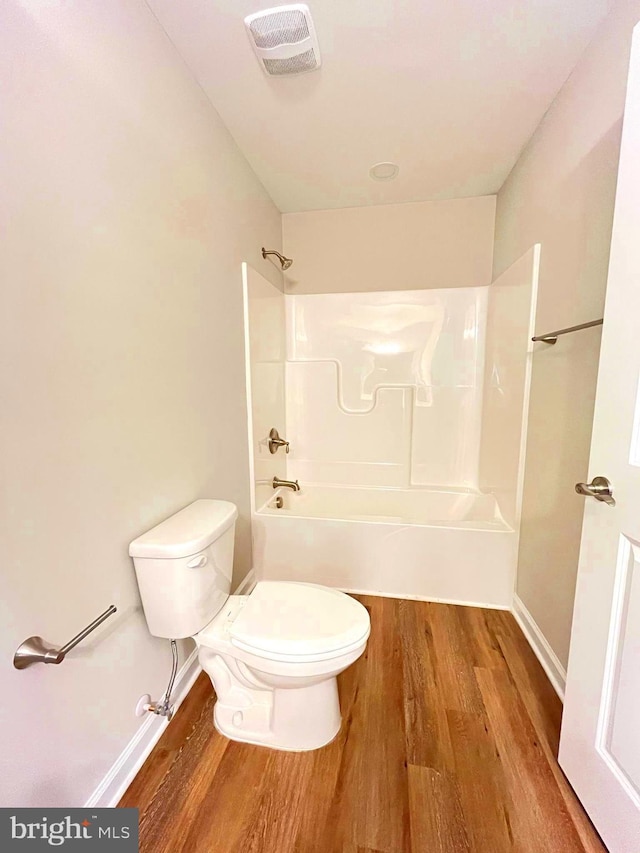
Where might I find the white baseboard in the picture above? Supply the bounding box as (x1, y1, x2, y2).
(512, 594, 566, 702)
(87, 570, 258, 808)
(340, 586, 511, 611)
(85, 645, 202, 808)
(234, 568, 257, 596)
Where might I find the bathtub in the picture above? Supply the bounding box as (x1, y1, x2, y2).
(252, 485, 516, 608)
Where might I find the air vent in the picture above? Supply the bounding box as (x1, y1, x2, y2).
(244, 5, 321, 77)
(249, 8, 309, 49)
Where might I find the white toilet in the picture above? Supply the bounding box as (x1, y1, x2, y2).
(129, 499, 370, 751)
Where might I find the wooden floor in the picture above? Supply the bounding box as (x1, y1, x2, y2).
(120, 596, 607, 853)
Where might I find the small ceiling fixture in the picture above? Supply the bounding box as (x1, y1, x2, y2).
(244, 5, 321, 77)
(369, 162, 399, 181)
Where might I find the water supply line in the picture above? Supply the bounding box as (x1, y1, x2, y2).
(143, 639, 179, 721)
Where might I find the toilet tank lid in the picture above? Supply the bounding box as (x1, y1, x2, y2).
(129, 500, 238, 559)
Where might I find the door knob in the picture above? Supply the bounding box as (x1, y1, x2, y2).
(575, 476, 615, 506)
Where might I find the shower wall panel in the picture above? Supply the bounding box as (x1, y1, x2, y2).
(285, 288, 488, 489)
(243, 265, 287, 507)
(479, 245, 540, 528)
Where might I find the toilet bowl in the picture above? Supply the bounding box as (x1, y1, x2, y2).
(129, 500, 370, 751)
(197, 582, 369, 750)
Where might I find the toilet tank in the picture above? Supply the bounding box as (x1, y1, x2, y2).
(129, 500, 238, 639)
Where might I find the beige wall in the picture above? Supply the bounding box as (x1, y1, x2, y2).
(0, 0, 281, 806)
(282, 197, 496, 293)
(493, 0, 640, 668)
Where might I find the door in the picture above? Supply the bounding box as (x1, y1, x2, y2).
(559, 23, 640, 853)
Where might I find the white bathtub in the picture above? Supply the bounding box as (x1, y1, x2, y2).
(252, 485, 516, 608)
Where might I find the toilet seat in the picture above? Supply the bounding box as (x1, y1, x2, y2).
(195, 581, 370, 750)
(228, 581, 370, 663)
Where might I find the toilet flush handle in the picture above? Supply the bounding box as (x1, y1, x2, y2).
(187, 555, 208, 569)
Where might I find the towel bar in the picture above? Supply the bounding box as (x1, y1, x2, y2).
(13, 605, 117, 669)
(532, 318, 603, 344)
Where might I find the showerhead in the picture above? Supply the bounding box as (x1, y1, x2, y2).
(261, 247, 293, 271)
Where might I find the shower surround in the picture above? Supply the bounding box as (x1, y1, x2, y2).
(244, 254, 538, 608)
(285, 288, 486, 490)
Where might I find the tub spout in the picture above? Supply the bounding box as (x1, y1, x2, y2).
(273, 476, 300, 492)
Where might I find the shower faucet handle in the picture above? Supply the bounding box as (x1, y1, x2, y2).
(268, 428, 290, 454)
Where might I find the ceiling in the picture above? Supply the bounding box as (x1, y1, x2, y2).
(147, 0, 612, 213)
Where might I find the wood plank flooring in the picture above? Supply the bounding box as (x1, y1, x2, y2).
(119, 596, 607, 853)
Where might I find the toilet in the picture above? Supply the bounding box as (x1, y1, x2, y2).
(129, 499, 370, 751)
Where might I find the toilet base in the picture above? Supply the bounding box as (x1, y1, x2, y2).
(195, 603, 367, 753)
(211, 675, 342, 751)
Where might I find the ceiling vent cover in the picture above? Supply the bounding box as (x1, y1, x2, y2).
(244, 5, 321, 76)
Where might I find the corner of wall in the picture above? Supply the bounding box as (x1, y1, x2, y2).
(512, 594, 567, 701)
(488, 194, 498, 284)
